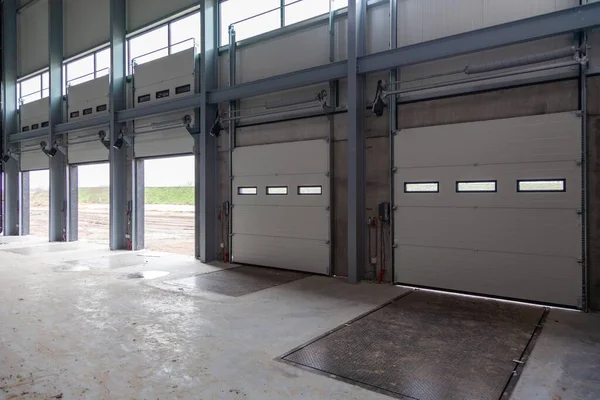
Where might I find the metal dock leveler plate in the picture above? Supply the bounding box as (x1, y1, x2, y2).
(281, 290, 545, 400)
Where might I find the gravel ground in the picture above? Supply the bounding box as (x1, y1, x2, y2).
(30, 204, 195, 255)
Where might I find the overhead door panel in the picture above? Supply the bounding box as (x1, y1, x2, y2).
(20, 140, 48, 171)
(393, 112, 582, 307)
(67, 76, 110, 164)
(232, 139, 330, 274)
(19, 98, 49, 172)
(133, 48, 195, 158)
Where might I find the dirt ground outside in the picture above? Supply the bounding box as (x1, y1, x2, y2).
(29, 190, 194, 256)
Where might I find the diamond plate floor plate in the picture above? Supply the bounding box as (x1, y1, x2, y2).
(281, 290, 545, 400)
(168, 266, 310, 297)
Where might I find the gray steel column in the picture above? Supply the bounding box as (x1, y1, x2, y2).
(579, 0, 589, 311)
(68, 165, 78, 241)
(48, 0, 67, 242)
(198, 0, 219, 262)
(347, 0, 367, 283)
(389, 0, 398, 279)
(109, 0, 128, 250)
(133, 159, 144, 250)
(227, 26, 237, 261)
(2, 0, 20, 236)
(21, 172, 30, 235)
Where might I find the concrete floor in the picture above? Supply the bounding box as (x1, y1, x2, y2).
(0, 238, 598, 400)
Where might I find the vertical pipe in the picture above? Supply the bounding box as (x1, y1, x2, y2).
(280, 0, 285, 28)
(388, 0, 398, 282)
(579, 0, 589, 311)
(2, 0, 20, 236)
(347, 0, 367, 283)
(48, 0, 66, 242)
(228, 26, 237, 262)
(109, 0, 128, 250)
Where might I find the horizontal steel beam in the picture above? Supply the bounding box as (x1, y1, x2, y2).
(54, 114, 110, 134)
(359, 2, 600, 74)
(117, 94, 202, 122)
(9, 127, 49, 143)
(208, 61, 347, 103)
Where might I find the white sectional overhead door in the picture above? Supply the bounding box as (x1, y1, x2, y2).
(232, 139, 330, 274)
(133, 48, 195, 159)
(394, 112, 583, 307)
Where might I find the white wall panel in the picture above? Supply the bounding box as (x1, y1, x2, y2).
(366, 4, 389, 54)
(393, 112, 583, 307)
(235, 15, 349, 84)
(18, 0, 49, 76)
(237, 26, 330, 83)
(398, 0, 578, 46)
(64, 0, 109, 58)
(127, 0, 197, 32)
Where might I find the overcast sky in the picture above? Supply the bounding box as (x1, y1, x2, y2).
(28, 155, 194, 190)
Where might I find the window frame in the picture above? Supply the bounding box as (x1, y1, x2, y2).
(517, 179, 566, 193)
(266, 186, 289, 195)
(297, 185, 323, 195)
(237, 186, 258, 195)
(64, 46, 112, 90)
(455, 180, 498, 193)
(127, 9, 201, 73)
(404, 181, 440, 194)
(17, 71, 46, 106)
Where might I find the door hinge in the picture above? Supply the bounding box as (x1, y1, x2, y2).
(577, 258, 583, 264)
(392, 167, 398, 173)
(577, 209, 583, 215)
